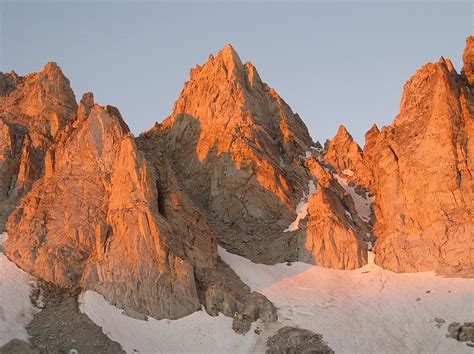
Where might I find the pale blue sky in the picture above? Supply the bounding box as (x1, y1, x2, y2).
(1, 1, 472, 144)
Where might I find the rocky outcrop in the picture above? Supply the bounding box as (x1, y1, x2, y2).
(266, 326, 334, 354)
(325, 39, 473, 274)
(323, 125, 372, 187)
(197, 258, 277, 334)
(5, 95, 217, 319)
(447, 322, 474, 346)
(0, 63, 77, 229)
(462, 36, 474, 86)
(140, 44, 314, 262)
(140, 44, 370, 269)
(296, 157, 369, 269)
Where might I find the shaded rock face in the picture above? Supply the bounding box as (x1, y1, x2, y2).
(0, 64, 77, 229)
(5, 96, 216, 319)
(266, 326, 334, 354)
(447, 322, 474, 346)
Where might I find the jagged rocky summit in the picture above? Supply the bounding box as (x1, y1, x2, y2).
(0, 37, 472, 323)
(138, 43, 369, 268)
(323, 36, 473, 275)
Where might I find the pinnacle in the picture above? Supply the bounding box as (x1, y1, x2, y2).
(215, 43, 243, 68)
(335, 124, 353, 141)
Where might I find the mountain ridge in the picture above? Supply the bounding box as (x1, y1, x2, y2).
(0, 37, 472, 328)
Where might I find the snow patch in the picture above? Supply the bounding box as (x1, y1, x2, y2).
(0, 232, 7, 245)
(284, 180, 317, 232)
(335, 174, 373, 222)
(344, 210, 353, 220)
(342, 169, 354, 176)
(0, 233, 38, 347)
(79, 291, 267, 354)
(219, 246, 474, 354)
(299, 150, 313, 160)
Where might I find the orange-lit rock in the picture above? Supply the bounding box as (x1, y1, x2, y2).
(364, 48, 473, 273)
(297, 157, 369, 269)
(299, 186, 368, 269)
(0, 63, 77, 229)
(323, 125, 372, 188)
(5, 97, 217, 319)
(141, 44, 315, 262)
(462, 36, 474, 86)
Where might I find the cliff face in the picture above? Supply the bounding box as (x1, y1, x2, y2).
(144, 45, 313, 238)
(5, 95, 217, 319)
(462, 36, 474, 86)
(367, 54, 473, 274)
(323, 37, 473, 274)
(138, 44, 368, 268)
(297, 157, 369, 269)
(0, 63, 77, 229)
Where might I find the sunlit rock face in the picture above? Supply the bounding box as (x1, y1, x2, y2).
(138, 44, 371, 269)
(367, 53, 473, 274)
(462, 36, 474, 86)
(297, 158, 369, 269)
(140, 44, 316, 262)
(324, 38, 474, 274)
(322, 125, 373, 188)
(0, 63, 77, 229)
(5, 96, 217, 320)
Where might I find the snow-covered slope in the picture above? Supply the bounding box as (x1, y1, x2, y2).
(219, 247, 473, 354)
(79, 291, 270, 353)
(0, 233, 38, 346)
(80, 244, 473, 354)
(335, 174, 373, 222)
(284, 180, 317, 232)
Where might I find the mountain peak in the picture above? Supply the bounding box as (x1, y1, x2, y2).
(221, 43, 237, 54)
(335, 124, 353, 141)
(40, 61, 66, 79)
(215, 43, 244, 78)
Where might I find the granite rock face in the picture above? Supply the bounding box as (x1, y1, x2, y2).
(5, 96, 216, 319)
(142, 45, 312, 250)
(140, 44, 368, 268)
(0, 63, 77, 229)
(297, 157, 369, 269)
(367, 54, 473, 273)
(462, 36, 474, 86)
(323, 125, 371, 187)
(323, 38, 473, 274)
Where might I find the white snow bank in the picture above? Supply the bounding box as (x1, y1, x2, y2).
(0, 233, 38, 347)
(335, 174, 373, 222)
(219, 246, 474, 354)
(79, 291, 269, 354)
(284, 180, 316, 232)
